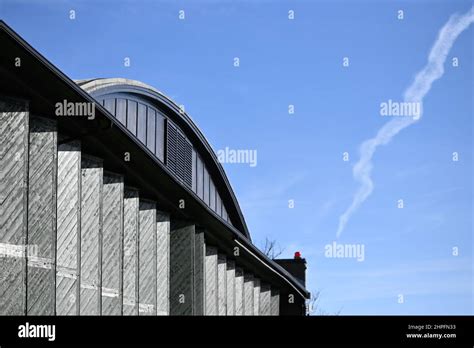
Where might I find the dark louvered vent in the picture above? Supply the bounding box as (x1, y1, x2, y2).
(166, 120, 193, 188)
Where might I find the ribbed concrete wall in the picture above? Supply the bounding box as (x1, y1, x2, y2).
(235, 267, 244, 315)
(79, 155, 103, 315)
(253, 278, 260, 316)
(102, 174, 124, 315)
(217, 254, 227, 316)
(259, 283, 271, 316)
(138, 200, 157, 315)
(0, 98, 29, 315)
(156, 211, 170, 315)
(27, 116, 57, 315)
(225, 260, 236, 315)
(193, 230, 205, 315)
(271, 288, 280, 316)
(204, 245, 218, 315)
(56, 139, 81, 315)
(0, 98, 290, 317)
(170, 221, 195, 315)
(244, 273, 254, 315)
(123, 188, 139, 315)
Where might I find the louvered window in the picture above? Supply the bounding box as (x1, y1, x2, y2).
(166, 120, 193, 188)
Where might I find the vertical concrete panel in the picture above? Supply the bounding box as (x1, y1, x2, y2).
(217, 254, 227, 316)
(193, 229, 205, 315)
(225, 260, 235, 315)
(204, 245, 218, 315)
(0, 99, 28, 315)
(156, 211, 170, 315)
(56, 137, 81, 315)
(138, 200, 156, 315)
(26, 116, 57, 315)
(79, 155, 103, 315)
(169, 221, 194, 315)
(102, 174, 124, 315)
(243, 273, 254, 315)
(56, 139, 81, 315)
(253, 278, 260, 316)
(259, 283, 271, 316)
(122, 189, 139, 315)
(271, 288, 280, 316)
(234, 268, 244, 316)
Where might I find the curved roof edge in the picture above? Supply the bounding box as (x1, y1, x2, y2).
(0, 18, 309, 298)
(76, 78, 251, 240)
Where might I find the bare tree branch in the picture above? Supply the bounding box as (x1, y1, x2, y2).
(307, 289, 342, 316)
(261, 237, 285, 259)
(260, 239, 341, 316)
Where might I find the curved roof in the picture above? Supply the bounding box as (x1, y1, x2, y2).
(76, 78, 251, 240)
(0, 19, 309, 298)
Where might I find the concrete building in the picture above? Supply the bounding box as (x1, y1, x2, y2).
(0, 20, 309, 316)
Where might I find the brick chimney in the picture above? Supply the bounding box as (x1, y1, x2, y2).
(274, 251, 307, 287)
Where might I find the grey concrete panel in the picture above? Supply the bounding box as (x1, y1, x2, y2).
(26, 116, 57, 315)
(225, 260, 235, 315)
(271, 288, 280, 316)
(79, 155, 103, 315)
(234, 267, 244, 316)
(204, 245, 218, 315)
(243, 273, 254, 315)
(56, 139, 81, 315)
(156, 211, 170, 315)
(217, 254, 227, 316)
(253, 278, 261, 316)
(169, 221, 195, 315)
(193, 229, 205, 315)
(122, 189, 139, 315)
(138, 200, 156, 315)
(102, 174, 124, 315)
(0, 99, 29, 315)
(259, 283, 271, 316)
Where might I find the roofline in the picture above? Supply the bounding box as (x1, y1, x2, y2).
(0, 19, 309, 298)
(76, 78, 251, 240)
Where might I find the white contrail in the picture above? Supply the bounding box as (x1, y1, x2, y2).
(337, 6, 474, 238)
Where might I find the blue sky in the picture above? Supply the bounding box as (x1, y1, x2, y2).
(2, 0, 472, 315)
